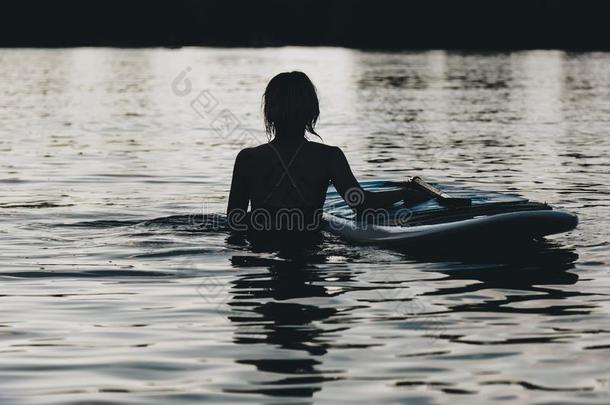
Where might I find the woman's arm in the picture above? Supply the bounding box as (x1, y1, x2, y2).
(329, 146, 406, 211)
(227, 149, 251, 230)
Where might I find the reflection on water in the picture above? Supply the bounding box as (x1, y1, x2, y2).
(221, 239, 585, 398)
(227, 257, 345, 397)
(0, 48, 609, 403)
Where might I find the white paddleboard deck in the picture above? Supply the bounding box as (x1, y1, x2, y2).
(323, 181, 578, 245)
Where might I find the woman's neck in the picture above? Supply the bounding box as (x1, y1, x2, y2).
(271, 134, 307, 146)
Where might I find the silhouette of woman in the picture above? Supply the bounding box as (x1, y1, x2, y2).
(227, 71, 409, 233)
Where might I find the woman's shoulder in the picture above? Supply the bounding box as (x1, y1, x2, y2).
(236, 140, 343, 157)
(235, 143, 267, 158)
(305, 140, 343, 154)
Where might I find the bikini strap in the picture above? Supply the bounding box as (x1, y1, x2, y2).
(262, 141, 309, 205)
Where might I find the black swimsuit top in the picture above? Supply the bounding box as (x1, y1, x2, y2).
(227, 138, 366, 233)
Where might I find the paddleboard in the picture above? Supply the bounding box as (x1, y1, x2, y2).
(323, 180, 578, 245)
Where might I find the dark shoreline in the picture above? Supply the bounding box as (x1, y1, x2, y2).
(2, 46, 605, 55)
(1, 0, 609, 50)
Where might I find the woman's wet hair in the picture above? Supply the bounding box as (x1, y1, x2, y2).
(263, 71, 320, 140)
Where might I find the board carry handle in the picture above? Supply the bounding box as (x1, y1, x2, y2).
(407, 176, 472, 207)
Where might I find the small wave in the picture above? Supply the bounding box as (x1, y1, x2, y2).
(141, 214, 227, 232)
(131, 248, 218, 258)
(0, 269, 172, 278)
(54, 219, 142, 228)
(0, 201, 73, 209)
(52, 213, 228, 232)
(481, 380, 594, 392)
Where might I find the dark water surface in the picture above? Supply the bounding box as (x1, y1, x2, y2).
(1, 48, 609, 404)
